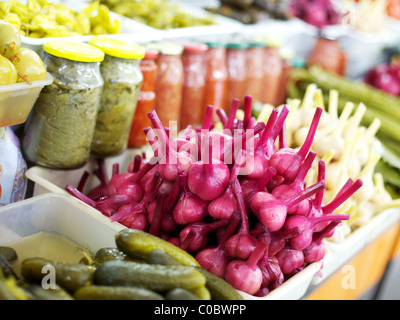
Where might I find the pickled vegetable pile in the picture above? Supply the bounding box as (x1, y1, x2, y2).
(0, 0, 120, 38)
(66, 97, 362, 296)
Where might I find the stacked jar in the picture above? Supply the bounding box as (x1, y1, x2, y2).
(203, 41, 228, 123)
(23, 41, 104, 169)
(180, 41, 209, 129)
(148, 42, 184, 130)
(128, 49, 159, 148)
(225, 42, 248, 113)
(89, 37, 145, 157)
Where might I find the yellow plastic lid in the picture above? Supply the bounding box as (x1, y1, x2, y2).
(89, 36, 145, 60)
(43, 40, 105, 62)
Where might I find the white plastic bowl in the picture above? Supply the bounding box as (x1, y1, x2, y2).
(0, 193, 124, 252)
(0, 73, 53, 128)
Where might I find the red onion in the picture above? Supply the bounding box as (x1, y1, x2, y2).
(188, 136, 230, 201)
(271, 151, 317, 216)
(269, 107, 322, 181)
(225, 178, 259, 259)
(225, 237, 269, 295)
(250, 180, 326, 232)
(195, 211, 241, 278)
(172, 171, 208, 225)
(276, 245, 304, 276)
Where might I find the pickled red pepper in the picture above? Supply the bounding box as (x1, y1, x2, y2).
(180, 42, 208, 129)
(261, 40, 283, 106)
(150, 42, 184, 130)
(245, 41, 265, 103)
(129, 49, 159, 148)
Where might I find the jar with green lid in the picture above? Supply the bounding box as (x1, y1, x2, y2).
(22, 40, 104, 169)
(89, 36, 145, 157)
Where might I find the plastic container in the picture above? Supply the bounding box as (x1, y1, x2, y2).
(22, 41, 105, 170)
(0, 73, 53, 128)
(128, 49, 159, 148)
(180, 41, 209, 129)
(0, 193, 125, 256)
(88, 37, 145, 157)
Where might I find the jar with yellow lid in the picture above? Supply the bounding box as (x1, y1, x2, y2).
(88, 36, 145, 157)
(22, 40, 104, 169)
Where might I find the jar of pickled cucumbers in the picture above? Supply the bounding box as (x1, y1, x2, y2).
(89, 36, 145, 157)
(22, 40, 104, 169)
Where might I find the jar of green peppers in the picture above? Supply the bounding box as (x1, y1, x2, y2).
(89, 36, 145, 157)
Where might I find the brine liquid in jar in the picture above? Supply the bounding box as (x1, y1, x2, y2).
(225, 42, 248, 114)
(203, 41, 228, 123)
(180, 41, 208, 129)
(128, 49, 159, 148)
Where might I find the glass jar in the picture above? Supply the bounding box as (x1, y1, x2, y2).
(261, 40, 283, 106)
(149, 42, 184, 129)
(245, 41, 265, 103)
(203, 41, 227, 123)
(180, 42, 208, 129)
(22, 41, 104, 169)
(276, 51, 293, 106)
(307, 36, 346, 76)
(128, 49, 159, 148)
(89, 37, 145, 157)
(225, 42, 248, 113)
(0, 127, 27, 206)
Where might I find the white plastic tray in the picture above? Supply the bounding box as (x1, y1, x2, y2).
(312, 208, 400, 283)
(0, 72, 53, 128)
(0, 193, 124, 253)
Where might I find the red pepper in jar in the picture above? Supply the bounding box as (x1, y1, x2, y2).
(307, 36, 347, 76)
(180, 41, 209, 129)
(150, 42, 184, 129)
(225, 42, 248, 113)
(261, 39, 283, 106)
(129, 49, 159, 148)
(245, 41, 265, 103)
(203, 41, 228, 123)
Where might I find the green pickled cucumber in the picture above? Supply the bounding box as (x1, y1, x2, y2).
(0, 247, 17, 263)
(94, 260, 205, 292)
(27, 284, 74, 300)
(21, 257, 95, 293)
(165, 288, 200, 300)
(148, 249, 181, 266)
(115, 229, 199, 267)
(74, 285, 165, 300)
(194, 267, 244, 300)
(0, 254, 17, 279)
